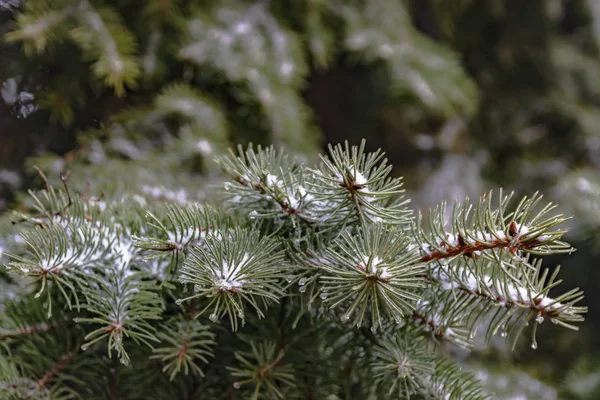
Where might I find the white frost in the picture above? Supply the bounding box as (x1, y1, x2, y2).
(213, 253, 250, 290)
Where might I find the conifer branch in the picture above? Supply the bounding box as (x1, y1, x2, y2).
(0, 322, 55, 342)
(151, 317, 216, 381)
(36, 352, 75, 390)
(228, 341, 296, 399)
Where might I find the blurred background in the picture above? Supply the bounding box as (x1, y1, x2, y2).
(1, 0, 600, 398)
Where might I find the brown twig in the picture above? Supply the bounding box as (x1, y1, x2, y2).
(233, 176, 313, 225)
(54, 170, 72, 217)
(36, 352, 75, 390)
(0, 323, 55, 342)
(419, 228, 542, 263)
(34, 165, 50, 192)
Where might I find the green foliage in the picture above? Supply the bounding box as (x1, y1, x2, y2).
(0, 139, 586, 398)
(228, 341, 296, 400)
(2, 0, 477, 156)
(2, 0, 597, 398)
(150, 317, 216, 381)
(319, 223, 423, 328)
(371, 331, 435, 398)
(177, 228, 288, 330)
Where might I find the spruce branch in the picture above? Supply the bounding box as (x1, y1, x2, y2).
(178, 1, 316, 151)
(151, 317, 216, 381)
(71, 0, 140, 96)
(154, 84, 226, 135)
(370, 331, 435, 398)
(410, 296, 470, 348)
(414, 190, 573, 265)
(4, 0, 74, 55)
(74, 271, 162, 366)
(330, 0, 477, 117)
(177, 228, 288, 330)
(227, 341, 296, 400)
(419, 254, 586, 350)
(6, 223, 114, 317)
(133, 203, 232, 254)
(35, 352, 75, 392)
(216, 143, 313, 229)
(422, 358, 490, 400)
(3, 323, 96, 400)
(0, 323, 55, 343)
(0, 356, 49, 400)
(0, 299, 58, 344)
(309, 140, 411, 227)
(318, 223, 424, 329)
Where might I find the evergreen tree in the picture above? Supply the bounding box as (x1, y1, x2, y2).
(0, 0, 597, 399)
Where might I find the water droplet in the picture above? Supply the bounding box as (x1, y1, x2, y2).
(531, 342, 538, 350)
(175, 299, 184, 305)
(535, 315, 545, 324)
(370, 325, 377, 333)
(299, 277, 307, 286)
(233, 382, 241, 389)
(341, 313, 350, 322)
(120, 358, 129, 366)
(81, 345, 88, 351)
(500, 331, 506, 338)
(237, 311, 243, 318)
(209, 313, 218, 322)
(299, 286, 306, 293)
(320, 292, 328, 300)
(285, 275, 293, 283)
(551, 319, 558, 325)
(178, 276, 187, 284)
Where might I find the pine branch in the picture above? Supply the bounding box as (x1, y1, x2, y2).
(309, 140, 412, 227)
(0, 322, 55, 342)
(227, 341, 296, 400)
(71, 0, 140, 96)
(5, 0, 74, 55)
(151, 317, 216, 381)
(370, 330, 436, 398)
(330, 0, 477, 117)
(414, 190, 573, 265)
(416, 254, 586, 350)
(318, 223, 424, 329)
(179, 1, 318, 151)
(177, 228, 288, 330)
(75, 272, 163, 366)
(36, 352, 75, 391)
